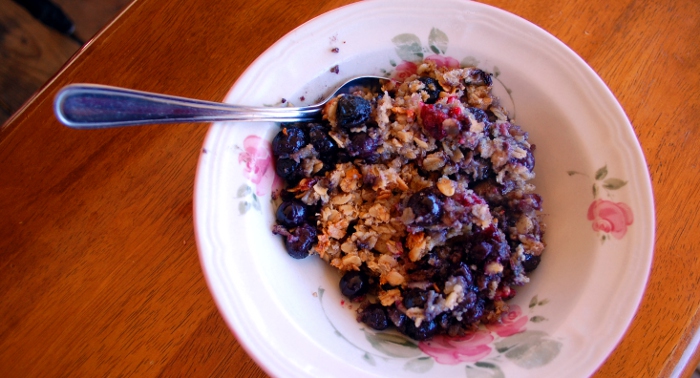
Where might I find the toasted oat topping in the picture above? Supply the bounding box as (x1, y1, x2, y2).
(270, 62, 545, 341)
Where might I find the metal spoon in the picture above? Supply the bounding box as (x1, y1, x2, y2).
(54, 76, 388, 129)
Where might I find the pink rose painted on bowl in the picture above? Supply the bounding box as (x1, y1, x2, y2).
(393, 61, 418, 80)
(424, 54, 460, 69)
(587, 199, 634, 239)
(237, 135, 279, 196)
(485, 304, 528, 337)
(419, 331, 494, 365)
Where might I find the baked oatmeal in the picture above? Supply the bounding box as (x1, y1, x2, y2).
(271, 61, 545, 340)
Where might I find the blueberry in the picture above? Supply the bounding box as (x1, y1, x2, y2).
(402, 318, 438, 341)
(407, 188, 444, 227)
(360, 304, 389, 330)
(522, 253, 541, 272)
(308, 124, 337, 156)
(284, 224, 316, 259)
(418, 77, 442, 104)
(275, 157, 303, 182)
(275, 201, 307, 227)
(403, 289, 428, 308)
(387, 306, 407, 329)
(272, 126, 307, 157)
(346, 132, 379, 160)
(521, 149, 535, 171)
(479, 70, 493, 86)
(467, 107, 489, 124)
(336, 95, 371, 129)
(471, 241, 493, 261)
(339, 270, 368, 299)
(471, 69, 492, 86)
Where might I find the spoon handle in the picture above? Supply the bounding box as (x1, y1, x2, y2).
(54, 84, 322, 129)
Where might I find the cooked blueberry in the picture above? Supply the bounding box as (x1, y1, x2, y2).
(275, 157, 303, 182)
(387, 306, 407, 329)
(512, 193, 543, 213)
(522, 253, 541, 272)
(275, 201, 307, 227)
(407, 188, 444, 227)
(403, 289, 428, 308)
(284, 224, 316, 259)
(461, 297, 484, 324)
(360, 304, 388, 330)
(471, 241, 492, 261)
(478, 69, 493, 86)
(336, 95, 371, 129)
(403, 318, 438, 341)
(272, 126, 307, 157)
(467, 107, 489, 124)
(521, 149, 535, 171)
(339, 270, 368, 299)
(308, 124, 337, 155)
(346, 132, 379, 159)
(418, 77, 442, 104)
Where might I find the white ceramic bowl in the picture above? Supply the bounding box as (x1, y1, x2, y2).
(194, 1, 654, 377)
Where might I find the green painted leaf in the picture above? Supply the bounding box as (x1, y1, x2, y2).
(595, 165, 608, 180)
(593, 184, 598, 198)
(461, 56, 480, 67)
(390, 59, 397, 67)
(363, 352, 377, 366)
(466, 362, 506, 378)
(365, 331, 422, 358)
(495, 331, 562, 369)
(493, 66, 501, 78)
(530, 316, 547, 323)
(566, 170, 578, 176)
(404, 357, 434, 373)
(318, 287, 325, 300)
(428, 28, 449, 54)
(538, 299, 550, 306)
(252, 195, 261, 210)
(603, 178, 628, 190)
(237, 184, 252, 197)
(391, 34, 423, 62)
(529, 295, 538, 308)
(496, 346, 510, 353)
(239, 201, 250, 214)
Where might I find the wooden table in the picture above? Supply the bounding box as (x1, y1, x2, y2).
(1, 0, 698, 376)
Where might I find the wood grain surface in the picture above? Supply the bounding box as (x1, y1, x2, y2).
(1, 0, 698, 377)
(0, 0, 80, 124)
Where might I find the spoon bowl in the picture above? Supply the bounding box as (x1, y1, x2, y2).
(54, 75, 388, 129)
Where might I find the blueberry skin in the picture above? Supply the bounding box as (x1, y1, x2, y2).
(275, 157, 303, 183)
(346, 132, 379, 159)
(402, 318, 438, 341)
(284, 224, 317, 259)
(407, 188, 444, 227)
(339, 270, 369, 299)
(308, 124, 337, 155)
(336, 95, 371, 129)
(522, 253, 541, 272)
(402, 289, 428, 309)
(418, 77, 442, 104)
(360, 304, 389, 330)
(272, 126, 307, 157)
(275, 201, 307, 228)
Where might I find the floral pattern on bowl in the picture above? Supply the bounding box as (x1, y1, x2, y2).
(318, 287, 562, 375)
(383, 28, 515, 119)
(568, 165, 633, 242)
(194, 1, 655, 377)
